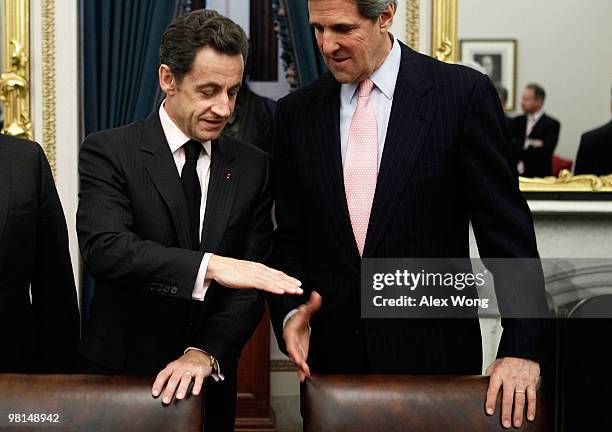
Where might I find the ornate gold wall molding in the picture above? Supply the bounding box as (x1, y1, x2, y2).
(1, 0, 32, 139)
(431, 0, 457, 63)
(42, 0, 56, 175)
(405, 0, 420, 51)
(520, 170, 612, 193)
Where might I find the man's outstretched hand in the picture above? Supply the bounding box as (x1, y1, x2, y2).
(283, 291, 322, 382)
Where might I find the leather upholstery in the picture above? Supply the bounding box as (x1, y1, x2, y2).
(304, 374, 549, 432)
(0, 374, 203, 431)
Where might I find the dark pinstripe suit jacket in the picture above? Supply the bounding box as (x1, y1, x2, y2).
(269, 43, 548, 374)
(77, 111, 270, 374)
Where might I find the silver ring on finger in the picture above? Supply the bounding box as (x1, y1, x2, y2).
(514, 389, 526, 394)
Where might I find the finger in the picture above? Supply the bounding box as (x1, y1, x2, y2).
(162, 371, 181, 404)
(287, 342, 310, 380)
(513, 389, 526, 428)
(485, 374, 502, 415)
(267, 271, 303, 295)
(175, 371, 193, 400)
(500, 381, 514, 429)
(192, 372, 205, 396)
(526, 385, 537, 421)
(152, 367, 172, 397)
(305, 291, 322, 313)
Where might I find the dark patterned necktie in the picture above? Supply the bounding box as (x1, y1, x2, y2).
(181, 140, 202, 250)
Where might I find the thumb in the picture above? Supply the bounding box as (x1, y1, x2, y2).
(304, 291, 322, 314)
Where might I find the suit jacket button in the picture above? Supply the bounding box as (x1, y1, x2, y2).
(156, 286, 162, 292)
(170, 287, 178, 295)
(162, 287, 169, 294)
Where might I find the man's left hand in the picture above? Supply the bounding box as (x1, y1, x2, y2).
(485, 357, 540, 429)
(151, 350, 212, 404)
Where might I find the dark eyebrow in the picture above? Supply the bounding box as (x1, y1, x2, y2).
(310, 21, 358, 32)
(194, 82, 221, 91)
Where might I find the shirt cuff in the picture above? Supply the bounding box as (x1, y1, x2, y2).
(185, 347, 224, 381)
(283, 308, 311, 333)
(192, 253, 213, 301)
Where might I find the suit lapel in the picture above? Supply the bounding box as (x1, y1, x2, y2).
(529, 114, 546, 137)
(0, 156, 10, 241)
(200, 136, 238, 253)
(140, 112, 194, 250)
(310, 75, 362, 266)
(363, 44, 434, 257)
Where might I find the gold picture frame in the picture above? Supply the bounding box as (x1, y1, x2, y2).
(1, 0, 31, 139)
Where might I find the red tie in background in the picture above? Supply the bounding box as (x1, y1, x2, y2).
(344, 79, 378, 257)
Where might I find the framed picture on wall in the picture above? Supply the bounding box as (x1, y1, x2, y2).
(459, 39, 517, 112)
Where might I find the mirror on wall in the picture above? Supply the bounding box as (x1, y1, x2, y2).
(457, 0, 612, 184)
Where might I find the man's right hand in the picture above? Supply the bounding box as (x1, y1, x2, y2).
(206, 255, 302, 295)
(283, 291, 322, 382)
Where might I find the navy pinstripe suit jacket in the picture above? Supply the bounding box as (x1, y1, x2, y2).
(269, 43, 548, 374)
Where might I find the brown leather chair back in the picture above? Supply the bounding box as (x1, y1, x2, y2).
(304, 375, 549, 432)
(0, 374, 203, 432)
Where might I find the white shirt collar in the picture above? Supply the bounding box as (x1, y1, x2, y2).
(159, 100, 211, 155)
(341, 34, 401, 105)
(528, 108, 545, 124)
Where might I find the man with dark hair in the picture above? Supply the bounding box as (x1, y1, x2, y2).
(268, 0, 548, 429)
(574, 85, 612, 175)
(0, 134, 79, 373)
(510, 83, 561, 177)
(77, 9, 300, 431)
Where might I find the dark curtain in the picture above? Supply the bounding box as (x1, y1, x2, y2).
(275, 0, 327, 89)
(80, 0, 180, 320)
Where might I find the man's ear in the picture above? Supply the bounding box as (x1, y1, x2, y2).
(159, 64, 176, 94)
(379, 2, 395, 32)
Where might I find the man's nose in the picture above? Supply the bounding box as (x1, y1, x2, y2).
(212, 94, 231, 118)
(320, 32, 339, 56)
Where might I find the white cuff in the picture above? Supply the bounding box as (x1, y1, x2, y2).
(283, 308, 311, 333)
(191, 253, 213, 301)
(185, 347, 224, 381)
(283, 309, 300, 329)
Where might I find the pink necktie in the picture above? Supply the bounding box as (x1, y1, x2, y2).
(344, 79, 378, 257)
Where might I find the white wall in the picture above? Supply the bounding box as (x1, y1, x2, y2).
(459, 0, 612, 161)
(31, 0, 81, 304)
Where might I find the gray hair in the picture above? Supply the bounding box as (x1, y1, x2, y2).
(356, 0, 397, 20)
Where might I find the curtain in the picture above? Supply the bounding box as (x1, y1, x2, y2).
(274, 0, 327, 89)
(80, 0, 180, 320)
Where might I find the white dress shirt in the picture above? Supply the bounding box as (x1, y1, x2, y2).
(524, 108, 545, 149)
(159, 102, 213, 302)
(159, 101, 223, 380)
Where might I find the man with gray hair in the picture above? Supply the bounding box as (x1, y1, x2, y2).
(268, 0, 548, 429)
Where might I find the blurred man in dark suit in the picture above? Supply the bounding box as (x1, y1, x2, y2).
(0, 134, 79, 373)
(510, 84, 561, 177)
(574, 86, 612, 175)
(77, 10, 300, 431)
(268, 0, 548, 429)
